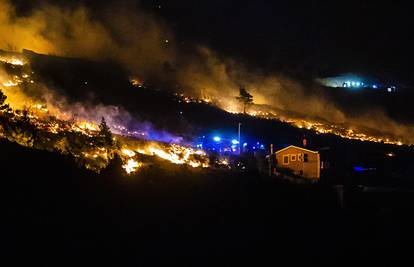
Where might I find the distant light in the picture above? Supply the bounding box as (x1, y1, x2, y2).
(213, 136, 221, 142)
(346, 81, 351, 87)
(231, 139, 239, 145)
(356, 82, 361, 87)
(243, 142, 248, 147)
(372, 85, 378, 89)
(231, 145, 237, 149)
(387, 88, 392, 92)
(354, 166, 368, 172)
(260, 144, 265, 149)
(352, 82, 356, 86)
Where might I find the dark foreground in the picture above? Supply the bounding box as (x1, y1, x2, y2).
(2, 139, 414, 266)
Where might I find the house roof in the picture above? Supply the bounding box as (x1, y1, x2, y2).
(275, 145, 318, 154)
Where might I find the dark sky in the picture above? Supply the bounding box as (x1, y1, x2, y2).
(147, 0, 414, 82)
(14, 0, 414, 83)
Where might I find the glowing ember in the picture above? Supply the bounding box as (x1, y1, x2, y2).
(77, 121, 99, 131)
(2, 80, 19, 87)
(0, 55, 26, 66)
(130, 78, 143, 87)
(121, 148, 136, 157)
(122, 159, 142, 174)
(220, 160, 229, 165)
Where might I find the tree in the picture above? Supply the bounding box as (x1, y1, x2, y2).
(0, 90, 11, 113)
(236, 87, 254, 114)
(98, 117, 113, 147)
(0, 90, 6, 106)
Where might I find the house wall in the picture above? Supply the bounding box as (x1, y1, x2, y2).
(275, 146, 320, 179)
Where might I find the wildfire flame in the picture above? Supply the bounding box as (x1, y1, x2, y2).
(0, 83, 209, 173)
(134, 143, 209, 168)
(175, 93, 407, 146)
(122, 158, 142, 174)
(0, 55, 26, 66)
(76, 121, 99, 132)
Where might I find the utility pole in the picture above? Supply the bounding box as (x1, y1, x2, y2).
(238, 122, 241, 154)
(269, 144, 274, 176)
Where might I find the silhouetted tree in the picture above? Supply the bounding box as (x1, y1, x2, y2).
(0, 90, 11, 113)
(0, 90, 6, 106)
(98, 117, 113, 147)
(236, 87, 254, 114)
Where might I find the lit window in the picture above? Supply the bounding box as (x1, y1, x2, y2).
(291, 155, 297, 161)
(283, 155, 289, 165)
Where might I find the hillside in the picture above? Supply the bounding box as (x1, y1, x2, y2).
(3, 138, 414, 265)
(1, 50, 413, 184)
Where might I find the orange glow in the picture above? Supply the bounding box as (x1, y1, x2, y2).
(0, 55, 26, 66)
(122, 159, 142, 174)
(132, 143, 209, 168)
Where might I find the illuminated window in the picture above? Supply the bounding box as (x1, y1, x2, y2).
(291, 155, 297, 161)
(283, 155, 289, 165)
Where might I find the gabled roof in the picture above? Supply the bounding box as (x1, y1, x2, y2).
(275, 145, 318, 154)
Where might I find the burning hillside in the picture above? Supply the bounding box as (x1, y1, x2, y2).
(0, 53, 209, 174)
(1, 0, 414, 149)
(1, 48, 411, 178)
(170, 87, 409, 146)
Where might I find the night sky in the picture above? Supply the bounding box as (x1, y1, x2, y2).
(13, 0, 414, 83)
(151, 0, 414, 82)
